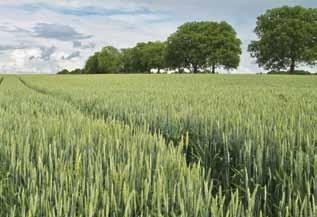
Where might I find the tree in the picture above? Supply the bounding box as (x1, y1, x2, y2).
(141, 41, 166, 73)
(248, 6, 317, 73)
(84, 46, 123, 74)
(205, 22, 242, 73)
(130, 43, 148, 72)
(57, 69, 70, 74)
(166, 22, 207, 73)
(97, 46, 122, 73)
(84, 53, 99, 74)
(166, 21, 241, 73)
(69, 68, 83, 74)
(121, 45, 146, 73)
(121, 42, 166, 73)
(57, 68, 83, 74)
(121, 48, 135, 73)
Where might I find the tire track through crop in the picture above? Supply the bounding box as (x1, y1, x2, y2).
(15, 76, 317, 216)
(18, 77, 200, 193)
(18, 77, 184, 144)
(18, 77, 193, 168)
(19, 77, 52, 95)
(7, 77, 215, 217)
(18, 77, 114, 125)
(18, 77, 124, 121)
(0, 77, 4, 86)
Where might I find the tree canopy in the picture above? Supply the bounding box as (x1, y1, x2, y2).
(57, 68, 83, 75)
(121, 41, 166, 73)
(84, 52, 99, 74)
(166, 21, 241, 73)
(248, 6, 317, 73)
(97, 46, 122, 73)
(141, 41, 166, 73)
(58, 20, 242, 74)
(84, 46, 122, 74)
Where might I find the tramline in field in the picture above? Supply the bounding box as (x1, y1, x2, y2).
(0, 75, 316, 217)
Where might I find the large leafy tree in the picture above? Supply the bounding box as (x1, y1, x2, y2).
(57, 69, 70, 74)
(121, 48, 136, 73)
(121, 44, 147, 73)
(141, 41, 166, 73)
(84, 46, 123, 74)
(122, 41, 166, 73)
(166, 22, 208, 73)
(131, 43, 149, 72)
(248, 6, 317, 73)
(84, 52, 99, 74)
(97, 46, 122, 73)
(206, 22, 242, 73)
(166, 21, 241, 73)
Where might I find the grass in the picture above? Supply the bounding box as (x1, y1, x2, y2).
(0, 74, 316, 217)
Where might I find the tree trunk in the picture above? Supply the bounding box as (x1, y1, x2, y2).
(212, 64, 216, 74)
(158, 68, 161, 74)
(193, 65, 198, 73)
(290, 59, 296, 73)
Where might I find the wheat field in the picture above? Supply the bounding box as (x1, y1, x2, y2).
(0, 75, 316, 217)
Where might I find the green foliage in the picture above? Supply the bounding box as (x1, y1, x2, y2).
(57, 68, 84, 75)
(122, 43, 148, 73)
(267, 70, 312, 75)
(84, 53, 99, 73)
(64, 20, 241, 75)
(97, 46, 122, 73)
(121, 48, 136, 73)
(141, 41, 166, 73)
(166, 21, 241, 73)
(84, 46, 123, 74)
(83, 43, 166, 74)
(69, 68, 83, 74)
(248, 6, 317, 72)
(11, 74, 317, 217)
(121, 41, 166, 73)
(57, 69, 70, 74)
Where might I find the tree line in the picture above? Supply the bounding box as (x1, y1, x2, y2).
(58, 6, 317, 75)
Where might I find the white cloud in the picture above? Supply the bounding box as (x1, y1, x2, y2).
(0, 0, 316, 73)
(0, 46, 84, 73)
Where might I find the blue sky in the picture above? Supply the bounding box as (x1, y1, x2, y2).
(0, 0, 316, 73)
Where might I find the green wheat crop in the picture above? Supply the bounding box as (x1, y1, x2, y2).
(0, 74, 316, 217)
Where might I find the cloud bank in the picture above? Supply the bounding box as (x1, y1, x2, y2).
(0, 0, 316, 73)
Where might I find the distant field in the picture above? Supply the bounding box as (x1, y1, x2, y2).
(0, 75, 316, 217)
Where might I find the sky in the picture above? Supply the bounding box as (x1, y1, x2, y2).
(0, 0, 316, 74)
